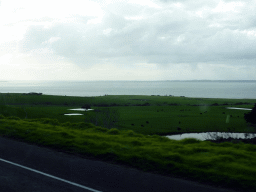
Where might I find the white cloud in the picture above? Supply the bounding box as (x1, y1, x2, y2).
(1, 0, 256, 80)
(213, 1, 244, 13)
(0, 0, 103, 22)
(128, 0, 161, 8)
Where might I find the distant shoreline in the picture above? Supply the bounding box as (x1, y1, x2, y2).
(1, 93, 256, 100)
(1, 80, 256, 82)
(1, 80, 256, 99)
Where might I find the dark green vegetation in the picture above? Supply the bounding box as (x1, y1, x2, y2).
(244, 104, 256, 124)
(0, 93, 256, 191)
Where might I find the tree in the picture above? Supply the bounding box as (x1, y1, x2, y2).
(244, 104, 256, 124)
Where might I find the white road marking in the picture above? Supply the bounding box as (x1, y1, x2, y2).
(0, 158, 102, 192)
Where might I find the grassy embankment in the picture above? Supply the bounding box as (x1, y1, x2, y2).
(0, 93, 256, 191)
(0, 115, 256, 191)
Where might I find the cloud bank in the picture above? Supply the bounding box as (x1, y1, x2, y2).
(0, 0, 256, 80)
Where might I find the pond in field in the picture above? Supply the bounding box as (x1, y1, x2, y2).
(68, 108, 94, 111)
(226, 107, 252, 111)
(64, 113, 84, 116)
(64, 108, 94, 115)
(166, 132, 256, 141)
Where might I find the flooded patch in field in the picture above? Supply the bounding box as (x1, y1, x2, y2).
(226, 107, 252, 111)
(64, 113, 84, 116)
(68, 108, 94, 111)
(166, 132, 256, 141)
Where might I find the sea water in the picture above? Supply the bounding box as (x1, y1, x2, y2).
(0, 80, 256, 99)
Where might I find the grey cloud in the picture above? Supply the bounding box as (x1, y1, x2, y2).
(19, 1, 256, 67)
(203, 29, 256, 60)
(20, 14, 146, 65)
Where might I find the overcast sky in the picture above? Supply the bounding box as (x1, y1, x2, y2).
(0, 0, 256, 80)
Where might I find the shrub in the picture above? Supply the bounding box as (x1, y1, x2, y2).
(164, 153, 184, 162)
(125, 130, 136, 136)
(180, 138, 201, 144)
(6, 116, 20, 120)
(244, 104, 256, 124)
(95, 127, 108, 133)
(40, 118, 60, 126)
(131, 140, 143, 146)
(82, 104, 91, 109)
(107, 128, 120, 135)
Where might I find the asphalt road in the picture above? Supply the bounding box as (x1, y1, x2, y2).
(0, 136, 238, 192)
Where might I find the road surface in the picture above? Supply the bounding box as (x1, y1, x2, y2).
(0, 136, 238, 192)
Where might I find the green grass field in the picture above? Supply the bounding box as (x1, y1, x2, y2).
(1, 93, 255, 135)
(0, 93, 256, 191)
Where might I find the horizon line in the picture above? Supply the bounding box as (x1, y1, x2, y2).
(1, 80, 256, 82)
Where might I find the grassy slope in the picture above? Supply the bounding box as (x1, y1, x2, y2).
(0, 115, 255, 191)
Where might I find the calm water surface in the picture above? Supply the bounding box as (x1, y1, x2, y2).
(166, 132, 256, 141)
(1, 80, 256, 99)
(64, 113, 84, 116)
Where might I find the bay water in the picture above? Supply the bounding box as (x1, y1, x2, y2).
(1, 80, 256, 99)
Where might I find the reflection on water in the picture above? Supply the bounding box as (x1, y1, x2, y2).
(166, 132, 256, 141)
(64, 108, 94, 115)
(226, 107, 252, 111)
(64, 113, 84, 116)
(68, 108, 94, 111)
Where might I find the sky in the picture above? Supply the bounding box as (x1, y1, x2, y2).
(0, 0, 256, 81)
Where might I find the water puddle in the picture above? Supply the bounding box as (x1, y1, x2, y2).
(226, 107, 252, 111)
(64, 108, 94, 115)
(64, 113, 84, 116)
(166, 132, 256, 141)
(68, 108, 94, 111)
